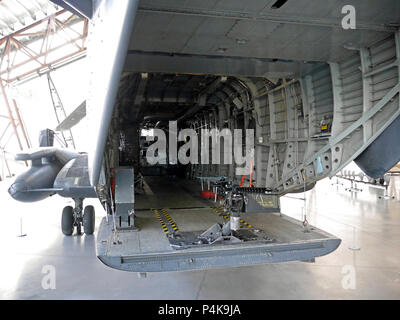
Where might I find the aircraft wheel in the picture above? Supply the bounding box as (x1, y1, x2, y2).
(83, 205, 95, 235)
(61, 206, 74, 236)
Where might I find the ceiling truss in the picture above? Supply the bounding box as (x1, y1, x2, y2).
(0, 8, 88, 179)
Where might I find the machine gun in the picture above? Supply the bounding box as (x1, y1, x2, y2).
(215, 181, 276, 231)
(168, 177, 277, 250)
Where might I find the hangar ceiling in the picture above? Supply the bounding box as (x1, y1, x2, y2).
(0, 0, 59, 37)
(0, 0, 87, 179)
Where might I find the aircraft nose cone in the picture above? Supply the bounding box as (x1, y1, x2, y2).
(8, 182, 26, 200)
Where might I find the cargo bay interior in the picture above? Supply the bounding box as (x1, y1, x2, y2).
(0, 0, 400, 299)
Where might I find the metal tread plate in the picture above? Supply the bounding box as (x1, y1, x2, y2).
(96, 208, 341, 272)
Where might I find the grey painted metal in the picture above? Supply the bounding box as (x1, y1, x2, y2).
(51, 0, 93, 19)
(114, 167, 135, 228)
(53, 154, 97, 198)
(124, 50, 324, 78)
(245, 31, 400, 194)
(110, 27, 399, 197)
(124, 50, 322, 79)
(14, 147, 79, 164)
(87, 0, 140, 186)
(167, 225, 272, 250)
(96, 215, 340, 272)
(245, 194, 280, 213)
(8, 162, 62, 202)
(115, 168, 134, 208)
(302, 84, 399, 173)
(355, 115, 400, 178)
(56, 101, 86, 131)
(126, 1, 398, 64)
(137, 3, 395, 32)
(8, 144, 96, 202)
(39, 129, 54, 147)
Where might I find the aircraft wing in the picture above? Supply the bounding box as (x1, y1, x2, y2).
(56, 101, 86, 131)
(15, 147, 58, 161)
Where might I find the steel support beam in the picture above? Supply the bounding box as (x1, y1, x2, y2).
(0, 9, 88, 85)
(125, 50, 322, 79)
(0, 80, 23, 151)
(12, 99, 31, 149)
(278, 82, 400, 187)
(360, 48, 373, 143)
(0, 80, 29, 167)
(137, 5, 395, 32)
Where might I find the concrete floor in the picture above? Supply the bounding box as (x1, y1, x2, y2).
(0, 175, 399, 299)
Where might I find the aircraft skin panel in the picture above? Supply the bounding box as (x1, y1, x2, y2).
(355, 114, 400, 178)
(50, 0, 93, 19)
(86, 0, 139, 186)
(98, 237, 341, 273)
(56, 101, 86, 131)
(123, 0, 399, 71)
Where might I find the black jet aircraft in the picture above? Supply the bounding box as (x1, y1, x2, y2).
(8, 129, 96, 235)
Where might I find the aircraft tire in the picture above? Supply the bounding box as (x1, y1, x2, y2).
(62, 206, 74, 236)
(83, 205, 95, 235)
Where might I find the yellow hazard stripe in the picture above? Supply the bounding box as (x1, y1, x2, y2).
(213, 207, 253, 228)
(160, 208, 180, 232)
(213, 207, 224, 217)
(153, 209, 170, 235)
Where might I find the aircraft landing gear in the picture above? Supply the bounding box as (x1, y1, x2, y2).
(83, 205, 95, 235)
(61, 198, 95, 236)
(61, 206, 74, 235)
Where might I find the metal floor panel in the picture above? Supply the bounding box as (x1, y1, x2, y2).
(135, 176, 212, 210)
(97, 176, 340, 272)
(97, 214, 339, 272)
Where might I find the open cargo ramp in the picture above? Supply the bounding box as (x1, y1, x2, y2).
(96, 177, 340, 272)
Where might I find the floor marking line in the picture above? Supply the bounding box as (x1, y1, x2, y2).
(156, 208, 180, 234)
(163, 210, 180, 231)
(153, 209, 171, 235)
(214, 207, 253, 229)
